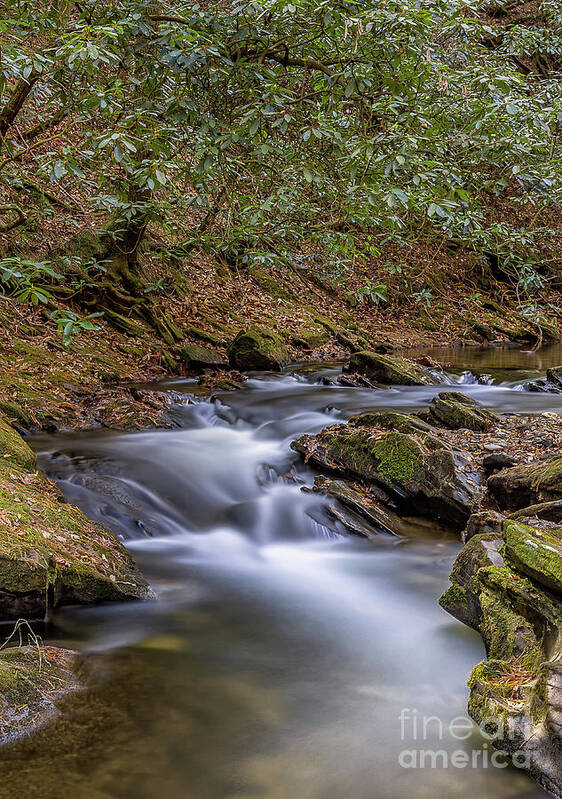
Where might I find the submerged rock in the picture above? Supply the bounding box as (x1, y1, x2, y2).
(487, 456, 562, 510)
(227, 327, 289, 371)
(0, 414, 152, 618)
(0, 645, 82, 743)
(428, 392, 500, 432)
(440, 518, 562, 796)
(343, 351, 440, 385)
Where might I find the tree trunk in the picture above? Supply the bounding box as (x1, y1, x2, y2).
(0, 72, 40, 144)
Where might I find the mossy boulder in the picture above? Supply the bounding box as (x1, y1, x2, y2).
(291, 425, 481, 526)
(227, 327, 289, 371)
(0, 414, 152, 617)
(488, 457, 562, 510)
(344, 351, 440, 385)
(0, 417, 36, 471)
(177, 343, 227, 371)
(440, 515, 562, 796)
(349, 410, 434, 435)
(429, 392, 499, 432)
(503, 521, 562, 595)
(0, 645, 82, 743)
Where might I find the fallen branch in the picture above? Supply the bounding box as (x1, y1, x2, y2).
(0, 203, 26, 232)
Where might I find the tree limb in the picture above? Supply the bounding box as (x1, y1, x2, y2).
(0, 203, 26, 232)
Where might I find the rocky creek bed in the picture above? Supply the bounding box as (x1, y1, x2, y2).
(0, 341, 560, 798)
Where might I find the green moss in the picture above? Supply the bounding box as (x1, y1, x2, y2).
(0, 418, 151, 613)
(479, 584, 539, 661)
(429, 392, 499, 432)
(227, 327, 289, 371)
(503, 520, 562, 594)
(0, 401, 35, 428)
(371, 432, 424, 482)
(0, 416, 36, 470)
(350, 410, 434, 435)
(439, 583, 480, 629)
(249, 267, 295, 302)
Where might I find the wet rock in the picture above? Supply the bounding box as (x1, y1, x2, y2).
(0, 645, 82, 743)
(523, 377, 562, 394)
(227, 327, 289, 372)
(546, 365, 562, 387)
(487, 456, 562, 510)
(0, 414, 152, 618)
(440, 516, 562, 796)
(428, 391, 500, 432)
(177, 343, 227, 371)
(483, 453, 516, 473)
(343, 351, 440, 385)
(311, 476, 401, 539)
(463, 510, 505, 542)
(337, 373, 377, 388)
(292, 425, 482, 527)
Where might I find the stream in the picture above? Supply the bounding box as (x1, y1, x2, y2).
(2, 344, 562, 799)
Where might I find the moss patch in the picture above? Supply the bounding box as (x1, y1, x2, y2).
(0, 645, 82, 742)
(0, 414, 151, 616)
(370, 432, 424, 482)
(503, 520, 562, 595)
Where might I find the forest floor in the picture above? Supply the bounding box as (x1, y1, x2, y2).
(2, 230, 560, 433)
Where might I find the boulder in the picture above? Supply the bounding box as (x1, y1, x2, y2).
(503, 520, 562, 595)
(177, 343, 227, 371)
(291, 425, 482, 527)
(487, 457, 562, 510)
(343, 351, 440, 385)
(440, 517, 562, 796)
(0, 414, 152, 618)
(429, 392, 500, 432)
(508, 499, 562, 524)
(227, 327, 289, 371)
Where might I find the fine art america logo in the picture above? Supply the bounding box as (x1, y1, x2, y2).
(398, 708, 530, 770)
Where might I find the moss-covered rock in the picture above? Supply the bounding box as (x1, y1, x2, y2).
(344, 351, 440, 385)
(0, 645, 82, 743)
(227, 327, 289, 371)
(429, 391, 500, 432)
(503, 521, 562, 595)
(488, 457, 562, 510)
(440, 514, 562, 796)
(291, 425, 482, 526)
(177, 342, 227, 371)
(0, 417, 36, 471)
(349, 410, 434, 435)
(0, 414, 152, 617)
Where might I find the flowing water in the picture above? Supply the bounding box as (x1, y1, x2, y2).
(2, 344, 562, 799)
